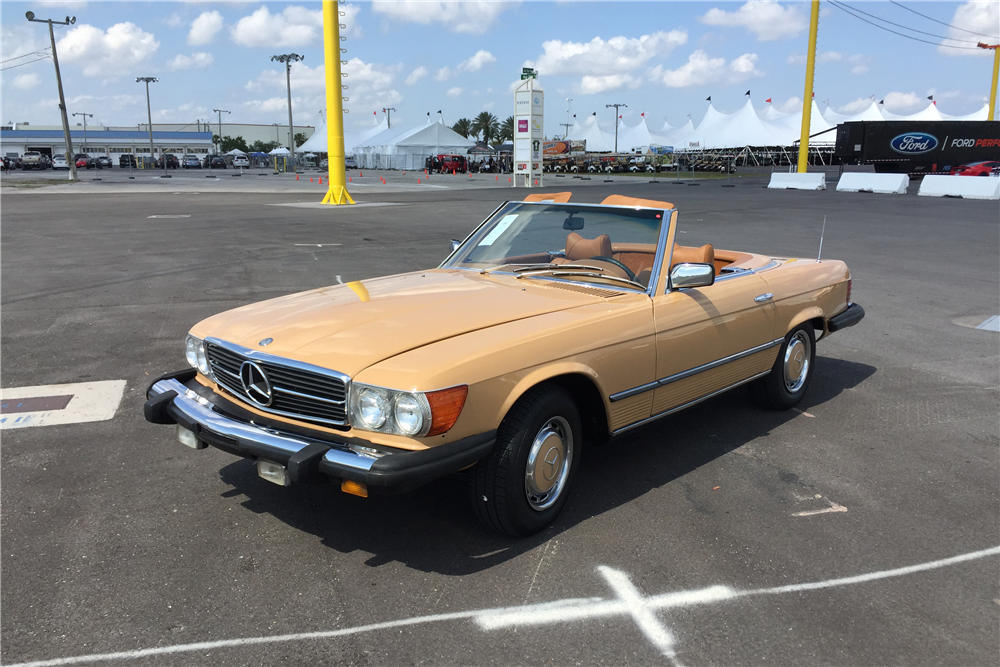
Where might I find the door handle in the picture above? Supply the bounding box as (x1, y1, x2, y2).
(754, 292, 774, 303)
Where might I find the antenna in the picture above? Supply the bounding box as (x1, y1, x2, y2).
(816, 215, 827, 263)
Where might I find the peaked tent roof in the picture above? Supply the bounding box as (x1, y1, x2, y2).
(297, 119, 387, 154)
(822, 100, 885, 124)
(651, 118, 694, 148)
(761, 100, 835, 145)
(881, 102, 945, 121)
(356, 120, 474, 151)
(691, 99, 783, 148)
(567, 116, 615, 152)
(941, 103, 990, 121)
(615, 117, 655, 150)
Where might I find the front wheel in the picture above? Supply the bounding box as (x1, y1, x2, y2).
(754, 324, 815, 410)
(470, 386, 581, 536)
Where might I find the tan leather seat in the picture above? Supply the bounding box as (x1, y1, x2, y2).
(565, 232, 612, 261)
(672, 243, 714, 267)
(523, 192, 573, 203)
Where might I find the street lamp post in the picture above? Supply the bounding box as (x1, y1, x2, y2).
(26, 11, 78, 182)
(271, 53, 304, 173)
(71, 112, 92, 158)
(382, 107, 395, 129)
(136, 77, 167, 177)
(606, 103, 627, 153)
(212, 108, 230, 155)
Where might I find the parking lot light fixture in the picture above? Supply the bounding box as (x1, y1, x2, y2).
(136, 77, 163, 175)
(71, 112, 92, 157)
(26, 11, 78, 182)
(271, 53, 304, 173)
(212, 108, 230, 155)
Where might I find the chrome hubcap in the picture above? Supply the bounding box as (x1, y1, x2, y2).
(524, 416, 573, 511)
(783, 331, 811, 393)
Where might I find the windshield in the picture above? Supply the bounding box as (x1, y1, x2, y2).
(442, 202, 668, 290)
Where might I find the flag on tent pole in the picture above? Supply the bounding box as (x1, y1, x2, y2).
(745, 90, 750, 96)
(640, 112, 644, 116)
(879, 99, 884, 104)
(765, 98, 772, 103)
(705, 96, 712, 102)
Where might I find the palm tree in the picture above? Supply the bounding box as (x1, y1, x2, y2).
(499, 116, 514, 142)
(471, 111, 500, 146)
(451, 117, 472, 139)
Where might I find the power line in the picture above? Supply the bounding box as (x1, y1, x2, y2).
(1, 56, 51, 71)
(836, 1, 978, 44)
(828, 1, 981, 50)
(889, 1, 999, 39)
(0, 49, 50, 65)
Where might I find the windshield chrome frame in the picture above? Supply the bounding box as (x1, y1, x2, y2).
(442, 200, 676, 297)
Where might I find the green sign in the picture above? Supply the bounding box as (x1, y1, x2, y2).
(520, 72, 537, 80)
(522, 67, 534, 73)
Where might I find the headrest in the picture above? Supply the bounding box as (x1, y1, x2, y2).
(601, 195, 673, 209)
(523, 192, 573, 203)
(672, 243, 715, 267)
(566, 232, 612, 260)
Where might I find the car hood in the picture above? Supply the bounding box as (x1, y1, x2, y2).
(191, 269, 617, 379)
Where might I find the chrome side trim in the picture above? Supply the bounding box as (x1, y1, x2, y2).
(611, 370, 771, 436)
(148, 378, 376, 471)
(608, 337, 783, 402)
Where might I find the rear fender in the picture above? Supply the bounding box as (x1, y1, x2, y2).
(786, 307, 827, 339)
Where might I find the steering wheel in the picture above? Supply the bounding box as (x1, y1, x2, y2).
(589, 256, 636, 281)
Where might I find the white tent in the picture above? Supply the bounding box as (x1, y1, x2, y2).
(355, 120, 475, 170)
(690, 99, 783, 148)
(651, 118, 693, 149)
(297, 118, 387, 155)
(269, 146, 290, 155)
(881, 101, 945, 121)
(225, 148, 247, 156)
(761, 100, 836, 145)
(567, 116, 615, 152)
(615, 116, 655, 152)
(822, 100, 885, 125)
(942, 103, 991, 121)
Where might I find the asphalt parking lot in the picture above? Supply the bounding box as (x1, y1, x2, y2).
(2, 174, 998, 666)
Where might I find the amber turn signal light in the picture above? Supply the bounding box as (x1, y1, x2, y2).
(425, 385, 468, 436)
(341, 479, 368, 497)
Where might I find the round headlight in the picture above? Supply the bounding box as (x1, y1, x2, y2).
(358, 388, 388, 429)
(394, 394, 424, 435)
(185, 336, 200, 368)
(195, 344, 210, 375)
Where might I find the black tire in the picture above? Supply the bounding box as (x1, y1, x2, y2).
(754, 324, 815, 410)
(470, 385, 582, 536)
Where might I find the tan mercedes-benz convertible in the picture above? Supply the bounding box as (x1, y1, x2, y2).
(144, 193, 864, 535)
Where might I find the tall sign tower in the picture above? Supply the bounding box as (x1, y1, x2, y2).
(514, 69, 543, 188)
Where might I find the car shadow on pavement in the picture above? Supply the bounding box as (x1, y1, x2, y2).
(217, 356, 875, 575)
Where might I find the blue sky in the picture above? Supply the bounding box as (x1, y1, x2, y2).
(2, 1, 998, 135)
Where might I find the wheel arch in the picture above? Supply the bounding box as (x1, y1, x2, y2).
(786, 307, 827, 340)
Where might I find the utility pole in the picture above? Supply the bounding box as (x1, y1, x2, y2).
(606, 103, 627, 153)
(212, 108, 230, 154)
(136, 77, 164, 176)
(563, 98, 573, 138)
(382, 107, 395, 129)
(978, 42, 1000, 121)
(26, 11, 78, 182)
(797, 0, 820, 173)
(71, 112, 92, 156)
(271, 53, 304, 173)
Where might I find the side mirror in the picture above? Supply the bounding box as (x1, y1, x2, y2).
(450, 239, 461, 252)
(669, 262, 715, 289)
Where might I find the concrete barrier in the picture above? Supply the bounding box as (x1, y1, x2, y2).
(836, 173, 909, 194)
(918, 175, 1000, 200)
(768, 173, 826, 191)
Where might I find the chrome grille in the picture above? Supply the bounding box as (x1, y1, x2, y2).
(206, 340, 348, 428)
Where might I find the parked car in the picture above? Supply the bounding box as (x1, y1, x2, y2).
(232, 155, 250, 168)
(143, 193, 865, 536)
(182, 155, 202, 169)
(74, 154, 95, 169)
(96, 156, 113, 169)
(52, 155, 69, 170)
(157, 153, 180, 169)
(205, 156, 227, 169)
(949, 160, 1000, 176)
(345, 157, 358, 169)
(21, 151, 45, 170)
(437, 154, 466, 173)
(119, 154, 137, 168)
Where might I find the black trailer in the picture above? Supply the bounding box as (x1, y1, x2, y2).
(834, 121, 1000, 177)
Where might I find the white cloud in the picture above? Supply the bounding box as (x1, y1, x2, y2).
(851, 64, 869, 75)
(434, 67, 451, 81)
(939, 1, 999, 57)
(166, 14, 184, 29)
(231, 4, 360, 47)
(527, 31, 687, 77)
(786, 52, 805, 65)
(447, 86, 463, 97)
(775, 96, 801, 113)
(482, 101, 495, 110)
(188, 11, 223, 46)
(57, 22, 159, 77)
(168, 52, 214, 71)
(577, 74, 635, 95)
(881, 91, 923, 112)
(656, 50, 763, 88)
(405, 66, 428, 85)
(371, 1, 516, 35)
(13, 73, 41, 90)
(699, 0, 808, 41)
(817, 51, 842, 63)
(458, 49, 496, 72)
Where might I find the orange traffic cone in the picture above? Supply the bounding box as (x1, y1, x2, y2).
(534, 179, 538, 185)
(418, 178, 421, 183)
(495, 175, 499, 181)
(296, 174, 299, 181)
(310, 177, 314, 182)
(468, 172, 472, 178)
(360, 171, 363, 177)
(349, 176, 352, 182)
(508, 177, 512, 183)
(403, 171, 406, 175)
(319, 177, 323, 185)
(453, 168, 456, 175)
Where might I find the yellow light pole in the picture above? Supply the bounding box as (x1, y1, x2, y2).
(321, 0, 354, 205)
(797, 0, 820, 174)
(979, 43, 1000, 121)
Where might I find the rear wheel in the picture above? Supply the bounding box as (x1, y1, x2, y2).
(470, 386, 581, 536)
(754, 324, 815, 410)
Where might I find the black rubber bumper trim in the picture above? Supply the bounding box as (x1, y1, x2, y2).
(828, 303, 865, 332)
(146, 368, 197, 401)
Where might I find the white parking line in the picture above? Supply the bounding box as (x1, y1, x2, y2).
(1, 381, 126, 429)
(5, 546, 997, 667)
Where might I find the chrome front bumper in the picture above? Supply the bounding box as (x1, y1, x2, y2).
(144, 371, 496, 491)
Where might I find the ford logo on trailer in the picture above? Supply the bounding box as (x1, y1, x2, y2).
(890, 133, 939, 155)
